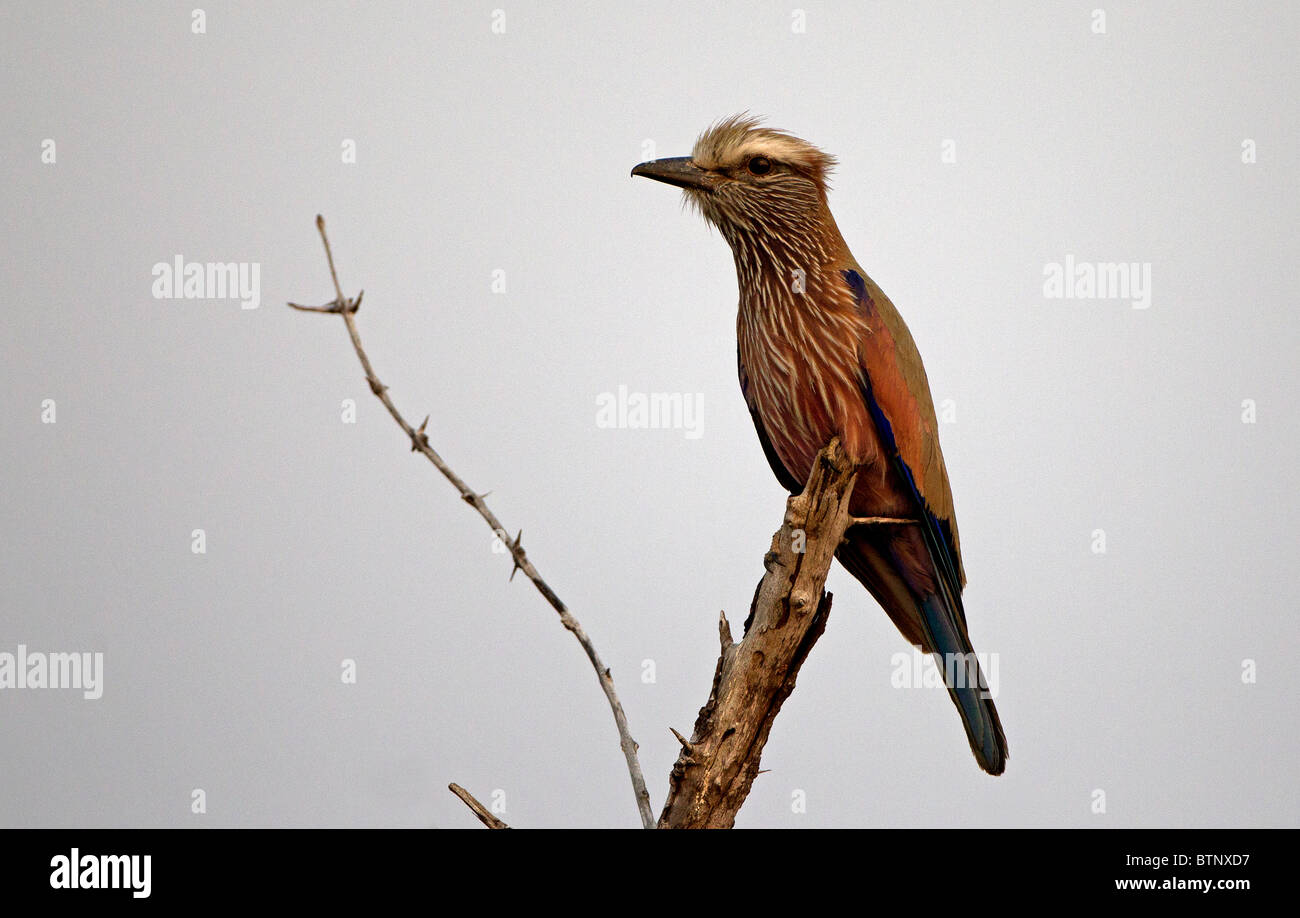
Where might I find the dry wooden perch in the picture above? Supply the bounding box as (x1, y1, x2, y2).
(658, 439, 859, 828)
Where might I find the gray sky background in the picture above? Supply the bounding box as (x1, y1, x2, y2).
(1, 1, 1296, 828)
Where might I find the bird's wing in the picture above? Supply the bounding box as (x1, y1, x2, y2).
(842, 267, 965, 593)
(738, 347, 804, 494)
(841, 269, 1005, 772)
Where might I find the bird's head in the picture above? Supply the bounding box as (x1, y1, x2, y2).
(631, 115, 837, 244)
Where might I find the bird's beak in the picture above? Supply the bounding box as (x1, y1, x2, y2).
(631, 156, 711, 192)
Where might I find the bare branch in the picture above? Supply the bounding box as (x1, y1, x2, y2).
(291, 216, 655, 829)
(448, 783, 511, 829)
(658, 439, 859, 828)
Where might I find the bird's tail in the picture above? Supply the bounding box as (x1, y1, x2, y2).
(916, 592, 1007, 775)
(837, 528, 1008, 774)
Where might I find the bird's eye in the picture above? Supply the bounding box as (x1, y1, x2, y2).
(747, 156, 773, 176)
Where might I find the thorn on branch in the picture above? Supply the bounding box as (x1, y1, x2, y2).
(508, 530, 525, 581)
(411, 415, 430, 452)
(286, 298, 346, 314)
(285, 291, 361, 316)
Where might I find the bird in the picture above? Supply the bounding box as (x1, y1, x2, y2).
(631, 115, 1007, 775)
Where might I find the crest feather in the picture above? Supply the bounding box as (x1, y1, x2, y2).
(691, 113, 836, 187)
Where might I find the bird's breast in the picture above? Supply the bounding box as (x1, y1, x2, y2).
(737, 280, 880, 485)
